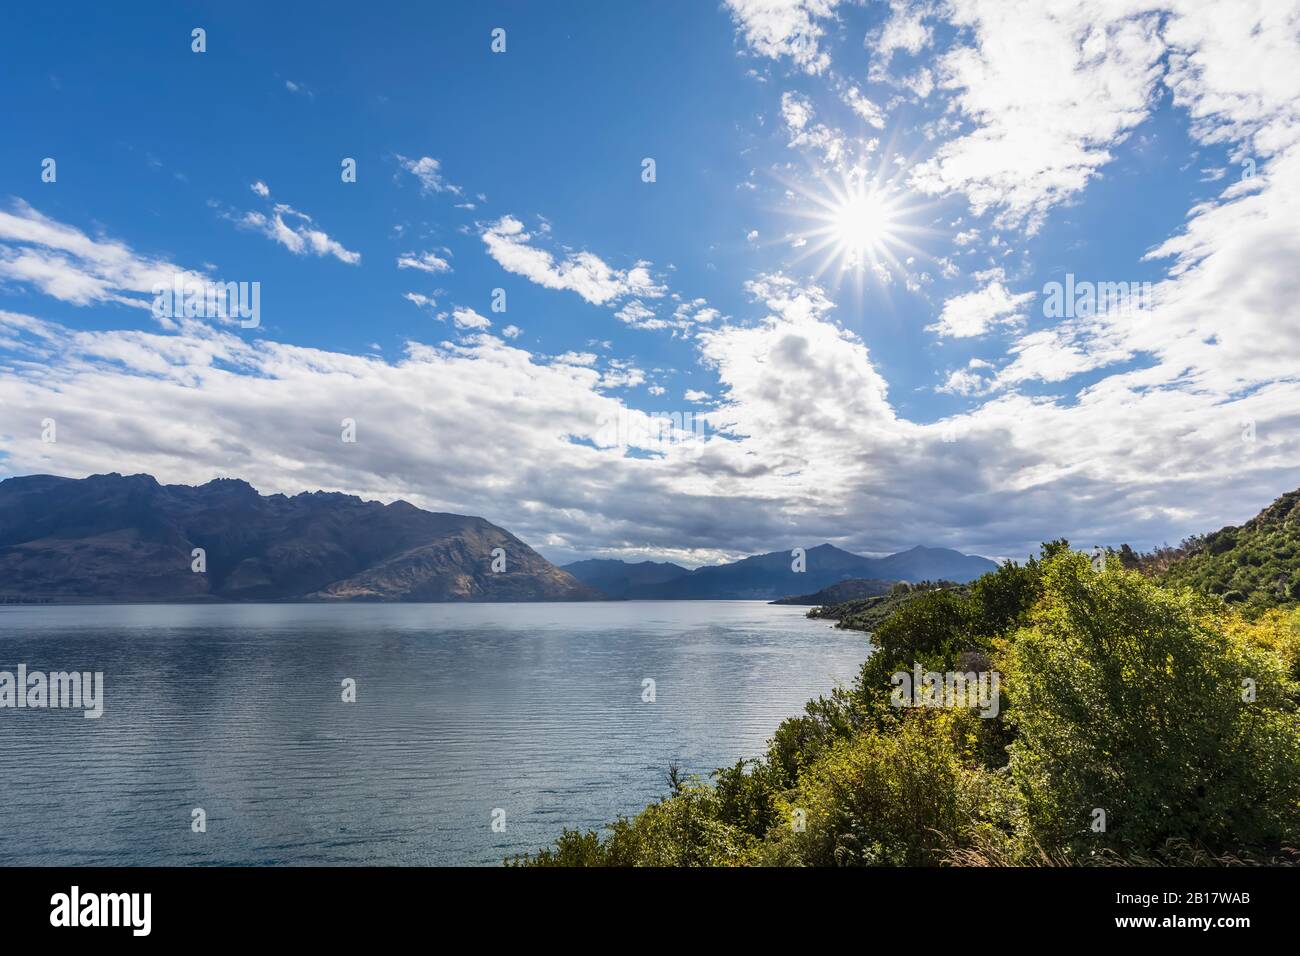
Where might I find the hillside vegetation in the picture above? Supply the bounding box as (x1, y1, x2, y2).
(773, 577, 896, 606)
(808, 580, 964, 631)
(1155, 489, 1300, 618)
(515, 541, 1300, 866)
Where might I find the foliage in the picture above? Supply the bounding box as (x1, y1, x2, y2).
(809, 580, 964, 632)
(1003, 552, 1300, 859)
(761, 709, 1018, 866)
(1157, 489, 1300, 617)
(511, 774, 762, 867)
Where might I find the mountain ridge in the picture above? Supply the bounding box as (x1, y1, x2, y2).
(0, 473, 596, 603)
(563, 543, 997, 600)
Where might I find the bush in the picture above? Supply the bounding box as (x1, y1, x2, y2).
(515, 775, 762, 867)
(1003, 552, 1300, 860)
(762, 709, 1017, 866)
(858, 588, 973, 691)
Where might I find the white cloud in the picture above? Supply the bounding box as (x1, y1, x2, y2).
(451, 307, 491, 330)
(780, 91, 860, 169)
(724, 0, 842, 75)
(928, 271, 1034, 338)
(599, 359, 646, 389)
(6, 252, 1300, 565)
(673, 299, 722, 327)
(237, 202, 360, 264)
(937, 359, 995, 396)
(903, 67, 935, 98)
(840, 85, 887, 128)
(501, 324, 522, 339)
(403, 292, 437, 310)
(397, 250, 452, 274)
(250, 181, 270, 197)
(0, 200, 208, 313)
(868, 0, 935, 67)
(909, 1, 1166, 232)
(396, 155, 462, 196)
(480, 215, 665, 306)
(615, 300, 665, 330)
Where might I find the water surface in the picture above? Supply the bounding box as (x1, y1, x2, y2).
(0, 601, 866, 865)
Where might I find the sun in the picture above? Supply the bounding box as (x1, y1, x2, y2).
(781, 165, 932, 289)
(831, 187, 898, 258)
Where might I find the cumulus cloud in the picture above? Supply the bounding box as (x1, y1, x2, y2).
(927, 271, 1035, 339)
(480, 215, 665, 306)
(867, 0, 935, 72)
(780, 91, 863, 169)
(908, 1, 1166, 231)
(614, 300, 664, 330)
(603, 368, 645, 390)
(937, 359, 995, 396)
(724, 0, 842, 75)
(450, 307, 491, 330)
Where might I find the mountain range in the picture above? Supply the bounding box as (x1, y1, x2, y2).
(0, 473, 594, 602)
(0, 473, 999, 603)
(563, 543, 997, 600)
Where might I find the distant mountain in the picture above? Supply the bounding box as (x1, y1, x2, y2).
(570, 543, 997, 601)
(1159, 487, 1300, 615)
(0, 473, 597, 603)
(561, 559, 689, 599)
(865, 545, 1000, 584)
(771, 578, 896, 605)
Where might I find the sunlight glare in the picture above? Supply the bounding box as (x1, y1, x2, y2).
(833, 189, 896, 257)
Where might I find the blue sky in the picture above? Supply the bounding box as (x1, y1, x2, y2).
(2, 0, 1299, 566)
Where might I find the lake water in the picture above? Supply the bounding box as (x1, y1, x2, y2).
(0, 602, 867, 865)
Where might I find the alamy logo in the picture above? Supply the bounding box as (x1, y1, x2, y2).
(50, 886, 151, 936)
(0, 665, 104, 718)
(891, 665, 1000, 718)
(152, 276, 260, 328)
(1042, 273, 1152, 318)
(595, 408, 708, 456)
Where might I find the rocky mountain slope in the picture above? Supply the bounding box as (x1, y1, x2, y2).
(0, 473, 597, 602)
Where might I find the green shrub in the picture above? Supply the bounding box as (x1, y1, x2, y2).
(762, 709, 1017, 866)
(1003, 552, 1300, 860)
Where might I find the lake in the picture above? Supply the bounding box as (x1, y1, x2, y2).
(0, 601, 867, 865)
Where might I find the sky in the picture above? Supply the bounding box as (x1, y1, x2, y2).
(1, 0, 1299, 567)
